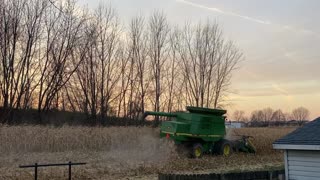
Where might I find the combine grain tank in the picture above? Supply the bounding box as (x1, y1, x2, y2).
(144, 106, 255, 158)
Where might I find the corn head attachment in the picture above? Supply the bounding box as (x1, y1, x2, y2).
(232, 135, 256, 153)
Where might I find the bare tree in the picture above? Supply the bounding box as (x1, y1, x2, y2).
(271, 109, 286, 121)
(178, 22, 218, 107)
(0, 0, 48, 122)
(212, 41, 242, 108)
(70, 4, 122, 124)
(148, 11, 169, 125)
(177, 21, 242, 109)
(124, 15, 151, 119)
(250, 108, 273, 126)
(67, 14, 97, 118)
(262, 108, 273, 125)
(250, 110, 265, 127)
(16, 0, 48, 110)
(233, 110, 245, 122)
(292, 107, 310, 126)
(284, 112, 292, 121)
(116, 42, 130, 117)
(164, 27, 181, 112)
(37, 0, 86, 117)
(0, 1, 246, 125)
(0, 0, 25, 110)
(94, 5, 122, 121)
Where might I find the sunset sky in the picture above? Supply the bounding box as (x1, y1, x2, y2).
(79, 0, 319, 119)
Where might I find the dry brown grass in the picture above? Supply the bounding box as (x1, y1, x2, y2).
(0, 125, 172, 153)
(0, 125, 296, 179)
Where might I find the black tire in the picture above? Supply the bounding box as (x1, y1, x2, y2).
(214, 140, 232, 156)
(176, 143, 191, 158)
(192, 143, 203, 158)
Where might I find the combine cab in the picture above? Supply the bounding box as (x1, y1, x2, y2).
(144, 106, 255, 158)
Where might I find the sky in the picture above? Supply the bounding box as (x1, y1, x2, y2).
(78, 0, 319, 119)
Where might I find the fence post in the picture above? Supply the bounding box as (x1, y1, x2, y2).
(68, 161, 72, 180)
(35, 163, 38, 180)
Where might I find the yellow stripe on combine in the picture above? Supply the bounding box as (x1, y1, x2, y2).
(162, 131, 223, 138)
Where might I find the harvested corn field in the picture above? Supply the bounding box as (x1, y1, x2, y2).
(0, 126, 295, 179)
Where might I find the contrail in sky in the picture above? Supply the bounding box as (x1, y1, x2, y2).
(176, 0, 320, 38)
(176, 0, 271, 25)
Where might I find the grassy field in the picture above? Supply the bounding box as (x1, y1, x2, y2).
(0, 126, 295, 179)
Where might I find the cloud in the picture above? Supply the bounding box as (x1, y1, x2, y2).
(235, 80, 320, 97)
(280, 25, 320, 39)
(271, 83, 289, 96)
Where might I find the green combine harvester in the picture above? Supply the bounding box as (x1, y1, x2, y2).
(144, 106, 255, 158)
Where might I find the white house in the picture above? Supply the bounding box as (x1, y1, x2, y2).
(225, 121, 244, 128)
(273, 117, 320, 180)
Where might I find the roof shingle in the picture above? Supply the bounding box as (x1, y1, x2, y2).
(274, 117, 320, 145)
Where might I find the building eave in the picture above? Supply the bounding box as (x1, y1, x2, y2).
(273, 144, 320, 150)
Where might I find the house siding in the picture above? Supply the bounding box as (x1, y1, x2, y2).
(287, 150, 320, 180)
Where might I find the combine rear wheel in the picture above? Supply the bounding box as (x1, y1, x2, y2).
(192, 143, 203, 158)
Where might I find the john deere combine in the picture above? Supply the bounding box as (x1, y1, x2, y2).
(144, 106, 255, 158)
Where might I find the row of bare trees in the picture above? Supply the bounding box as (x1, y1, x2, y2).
(0, 0, 242, 124)
(233, 107, 310, 126)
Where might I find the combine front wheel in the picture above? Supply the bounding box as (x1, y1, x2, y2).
(215, 140, 232, 156)
(222, 142, 232, 156)
(192, 143, 203, 158)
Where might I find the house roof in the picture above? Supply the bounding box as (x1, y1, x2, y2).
(273, 117, 320, 150)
